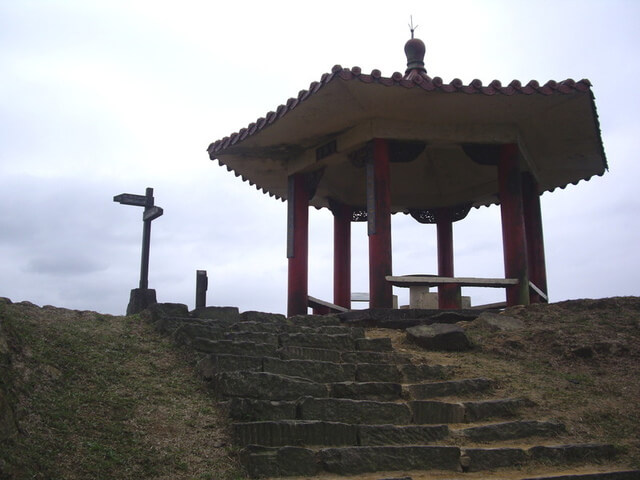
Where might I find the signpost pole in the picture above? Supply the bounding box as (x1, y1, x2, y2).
(139, 187, 154, 290)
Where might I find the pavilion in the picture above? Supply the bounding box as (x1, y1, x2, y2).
(207, 35, 606, 317)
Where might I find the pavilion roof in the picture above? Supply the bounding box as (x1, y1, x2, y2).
(207, 63, 606, 214)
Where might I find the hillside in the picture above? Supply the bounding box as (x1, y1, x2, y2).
(0, 298, 244, 480)
(0, 296, 638, 479)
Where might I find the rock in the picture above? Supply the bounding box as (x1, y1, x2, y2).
(472, 311, 525, 331)
(406, 323, 472, 351)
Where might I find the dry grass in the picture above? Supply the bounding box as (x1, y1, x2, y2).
(0, 300, 246, 480)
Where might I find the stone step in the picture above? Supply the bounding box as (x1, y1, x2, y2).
(263, 357, 356, 383)
(196, 352, 452, 385)
(328, 381, 404, 401)
(407, 377, 493, 399)
(232, 420, 450, 447)
(411, 398, 532, 424)
(460, 444, 618, 473)
(233, 419, 567, 449)
(454, 419, 566, 442)
(225, 395, 532, 424)
(278, 332, 355, 350)
(520, 471, 640, 480)
(463, 397, 535, 422)
(276, 345, 411, 363)
(239, 443, 620, 477)
(240, 445, 461, 477)
(191, 338, 278, 357)
(196, 353, 263, 380)
(298, 397, 413, 424)
(213, 371, 328, 400)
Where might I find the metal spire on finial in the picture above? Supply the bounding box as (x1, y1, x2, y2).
(409, 15, 419, 39)
(404, 15, 426, 78)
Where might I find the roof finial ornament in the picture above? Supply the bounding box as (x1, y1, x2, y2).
(404, 16, 427, 79)
(409, 15, 418, 39)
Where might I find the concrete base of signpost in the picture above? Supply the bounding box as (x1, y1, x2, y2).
(126, 288, 157, 315)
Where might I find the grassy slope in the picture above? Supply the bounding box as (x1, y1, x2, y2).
(0, 300, 245, 480)
(1, 297, 639, 479)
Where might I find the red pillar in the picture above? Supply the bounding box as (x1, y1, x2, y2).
(287, 173, 310, 316)
(332, 202, 352, 309)
(522, 172, 548, 303)
(368, 138, 393, 308)
(498, 144, 530, 306)
(436, 208, 461, 309)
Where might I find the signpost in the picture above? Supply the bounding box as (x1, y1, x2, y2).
(114, 187, 164, 314)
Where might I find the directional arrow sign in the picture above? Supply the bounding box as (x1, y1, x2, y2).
(143, 206, 163, 222)
(114, 193, 148, 207)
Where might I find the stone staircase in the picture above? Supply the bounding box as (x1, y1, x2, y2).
(146, 304, 639, 480)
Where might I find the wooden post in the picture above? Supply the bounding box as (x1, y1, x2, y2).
(498, 144, 530, 306)
(287, 173, 310, 316)
(367, 139, 394, 309)
(522, 172, 548, 303)
(436, 207, 461, 309)
(332, 201, 352, 309)
(195, 270, 208, 309)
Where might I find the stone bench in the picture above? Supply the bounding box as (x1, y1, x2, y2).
(387, 275, 520, 309)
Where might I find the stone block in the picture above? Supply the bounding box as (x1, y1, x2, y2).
(408, 377, 492, 399)
(277, 346, 343, 362)
(215, 371, 328, 400)
(409, 400, 465, 424)
(328, 382, 403, 401)
(462, 447, 527, 471)
(191, 339, 277, 357)
(356, 364, 402, 383)
(191, 306, 240, 321)
(458, 420, 565, 441)
(319, 445, 460, 474)
(355, 337, 393, 351)
(241, 311, 287, 323)
(225, 398, 296, 422)
(263, 357, 355, 383)
(528, 444, 617, 463)
(196, 354, 262, 380)
(358, 424, 449, 446)
(463, 398, 533, 422)
(279, 332, 354, 350)
(299, 397, 412, 424)
(233, 420, 357, 447)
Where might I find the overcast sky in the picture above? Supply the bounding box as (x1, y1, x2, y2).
(1, 0, 639, 315)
